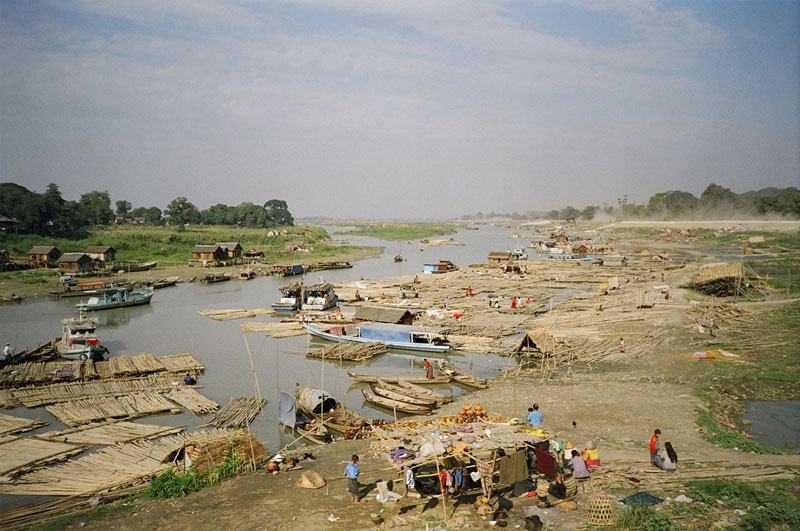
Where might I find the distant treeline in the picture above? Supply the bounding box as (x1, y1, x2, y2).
(0, 182, 293, 236)
(462, 184, 800, 221)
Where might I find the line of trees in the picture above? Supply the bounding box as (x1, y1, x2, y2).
(0, 182, 294, 236)
(462, 184, 800, 221)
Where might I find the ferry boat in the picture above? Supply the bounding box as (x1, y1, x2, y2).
(75, 287, 153, 311)
(422, 260, 459, 274)
(304, 322, 453, 353)
(300, 282, 338, 311)
(55, 316, 109, 361)
(272, 282, 302, 313)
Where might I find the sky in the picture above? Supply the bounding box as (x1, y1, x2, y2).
(1, 0, 798, 219)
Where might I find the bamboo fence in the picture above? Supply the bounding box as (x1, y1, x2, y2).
(0, 437, 86, 477)
(36, 420, 184, 445)
(0, 412, 47, 436)
(165, 388, 219, 414)
(46, 392, 181, 427)
(203, 397, 266, 429)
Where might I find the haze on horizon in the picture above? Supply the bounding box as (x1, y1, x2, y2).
(1, 1, 798, 220)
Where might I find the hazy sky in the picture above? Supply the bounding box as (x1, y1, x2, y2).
(2, 1, 798, 219)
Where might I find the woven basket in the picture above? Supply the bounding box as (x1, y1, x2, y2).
(586, 494, 617, 526)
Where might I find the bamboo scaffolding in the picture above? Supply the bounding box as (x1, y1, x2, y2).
(0, 437, 86, 477)
(305, 342, 388, 361)
(203, 397, 266, 429)
(165, 388, 219, 414)
(0, 412, 47, 436)
(0, 429, 238, 497)
(12, 375, 185, 407)
(36, 420, 184, 445)
(46, 392, 181, 427)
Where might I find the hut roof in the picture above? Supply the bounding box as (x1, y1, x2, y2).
(514, 329, 559, 353)
(216, 242, 242, 251)
(354, 306, 414, 324)
(84, 245, 116, 253)
(192, 244, 222, 253)
(29, 245, 58, 255)
(57, 253, 91, 263)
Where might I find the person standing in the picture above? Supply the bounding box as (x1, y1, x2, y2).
(424, 359, 433, 379)
(3, 343, 11, 361)
(345, 455, 361, 503)
(619, 337, 625, 353)
(649, 429, 661, 465)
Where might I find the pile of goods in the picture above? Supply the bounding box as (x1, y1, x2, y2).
(457, 403, 490, 422)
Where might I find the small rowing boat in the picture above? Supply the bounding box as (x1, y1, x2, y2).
(369, 383, 436, 407)
(361, 389, 434, 415)
(450, 368, 489, 389)
(386, 379, 453, 405)
(347, 371, 453, 385)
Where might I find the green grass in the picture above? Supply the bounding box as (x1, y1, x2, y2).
(613, 503, 681, 530)
(686, 479, 800, 530)
(31, 494, 140, 531)
(335, 222, 459, 241)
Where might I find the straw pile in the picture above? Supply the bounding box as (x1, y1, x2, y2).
(12, 375, 183, 407)
(204, 397, 266, 429)
(0, 437, 85, 477)
(240, 321, 306, 337)
(46, 392, 181, 427)
(165, 388, 219, 414)
(0, 412, 46, 436)
(306, 342, 388, 361)
(37, 420, 184, 445)
(191, 431, 267, 474)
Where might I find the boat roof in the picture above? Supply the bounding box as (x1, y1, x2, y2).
(358, 323, 449, 335)
(61, 317, 96, 330)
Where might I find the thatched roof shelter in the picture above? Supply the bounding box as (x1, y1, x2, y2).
(354, 306, 414, 325)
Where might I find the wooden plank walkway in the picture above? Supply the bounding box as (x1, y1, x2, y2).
(46, 393, 181, 427)
(0, 437, 85, 477)
(0, 412, 47, 436)
(36, 420, 184, 445)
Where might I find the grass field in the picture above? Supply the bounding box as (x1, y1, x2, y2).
(332, 222, 460, 241)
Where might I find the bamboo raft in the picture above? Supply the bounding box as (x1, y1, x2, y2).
(198, 308, 274, 321)
(0, 429, 239, 497)
(0, 389, 15, 408)
(165, 388, 219, 414)
(0, 412, 47, 436)
(1, 353, 204, 388)
(204, 397, 266, 429)
(12, 375, 186, 407)
(46, 392, 181, 427)
(36, 420, 184, 445)
(0, 437, 86, 477)
(306, 342, 388, 361)
(240, 321, 306, 338)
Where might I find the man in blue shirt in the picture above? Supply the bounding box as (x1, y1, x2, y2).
(345, 454, 360, 503)
(526, 403, 543, 428)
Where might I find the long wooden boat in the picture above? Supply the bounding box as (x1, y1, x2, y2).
(369, 383, 436, 407)
(347, 371, 452, 385)
(450, 368, 489, 389)
(286, 418, 330, 445)
(387, 379, 453, 405)
(361, 389, 434, 415)
(119, 261, 158, 272)
(201, 273, 231, 284)
(49, 278, 131, 298)
(75, 287, 153, 311)
(270, 264, 304, 277)
(310, 261, 353, 271)
(151, 276, 180, 289)
(296, 387, 371, 435)
(305, 322, 453, 353)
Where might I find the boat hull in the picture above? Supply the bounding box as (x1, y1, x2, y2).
(369, 383, 436, 407)
(347, 371, 452, 385)
(304, 323, 452, 353)
(361, 389, 433, 415)
(75, 291, 153, 311)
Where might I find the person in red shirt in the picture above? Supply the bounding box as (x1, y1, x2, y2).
(424, 358, 433, 379)
(649, 429, 661, 464)
(511, 297, 517, 309)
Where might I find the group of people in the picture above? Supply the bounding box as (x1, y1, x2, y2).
(650, 429, 678, 471)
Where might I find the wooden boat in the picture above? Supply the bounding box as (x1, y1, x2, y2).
(296, 387, 371, 435)
(388, 379, 453, 405)
(305, 322, 452, 353)
(394, 253, 403, 262)
(270, 264, 304, 277)
(361, 389, 434, 415)
(347, 371, 453, 385)
(151, 276, 179, 289)
(301, 282, 338, 311)
(54, 316, 109, 361)
(201, 273, 231, 284)
(422, 260, 459, 274)
(369, 383, 436, 407)
(311, 261, 353, 271)
(450, 368, 489, 389)
(288, 417, 331, 445)
(118, 261, 158, 272)
(272, 282, 302, 313)
(75, 287, 153, 311)
(239, 267, 256, 280)
(50, 278, 131, 298)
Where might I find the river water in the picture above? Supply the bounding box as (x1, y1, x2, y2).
(0, 225, 530, 460)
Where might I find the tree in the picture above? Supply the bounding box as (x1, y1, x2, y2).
(165, 197, 200, 229)
(580, 205, 599, 220)
(79, 190, 113, 226)
(700, 183, 738, 209)
(115, 200, 132, 218)
(264, 199, 294, 226)
(560, 206, 581, 222)
(234, 202, 268, 227)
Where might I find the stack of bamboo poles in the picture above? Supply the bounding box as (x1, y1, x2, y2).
(0, 360, 84, 387)
(306, 342, 388, 361)
(157, 353, 205, 374)
(45, 392, 181, 427)
(204, 397, 266, 429)
(12, 375, 182, 407)
(240, 321, 306, 338)
(36, 420, 184, 445)
(165, 388, 219, 414)
(0, 389, 15, 408)
(0, 437, 86, 477)
(0, 412, 47, 436)
(198, 308, 274, 321)
(97, 353, 164, 378)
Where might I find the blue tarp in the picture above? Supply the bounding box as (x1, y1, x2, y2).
(279, 391, 296, 429)
(359, 325, 411, 343)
